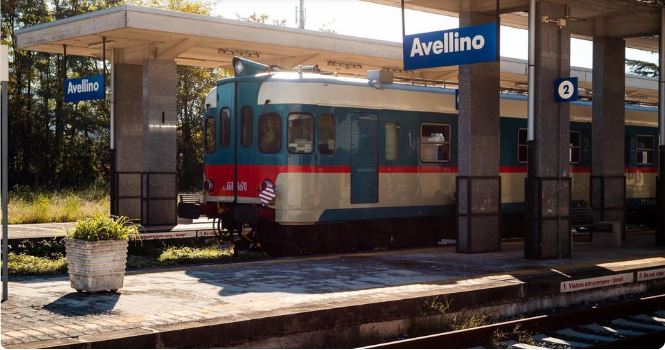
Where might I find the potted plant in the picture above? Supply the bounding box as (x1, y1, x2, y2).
(65, 216, 139, 293)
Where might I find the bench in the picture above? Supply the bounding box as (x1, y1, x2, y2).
(590, 221, 622, 248)
(179, 193, 203, 204)
(570, 206, 594, 233)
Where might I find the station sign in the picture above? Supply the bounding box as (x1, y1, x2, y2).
(64, 74, 105, 103)
(403, 22, 498, 70)
(0, 45, 8, 82)
(554, 77, 578, 102)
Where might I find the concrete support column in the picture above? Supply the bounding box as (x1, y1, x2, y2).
(525, 0, 572, 259)
(141, 59, 177, 226)
(657, 8, 665, 246)
(456, 9, 501, 253)
(591, 36, 626, 239)
(113, 58, 177, 226)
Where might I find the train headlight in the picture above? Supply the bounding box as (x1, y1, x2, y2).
(203, 179, 214, 192)
(235, 61, 244, 75)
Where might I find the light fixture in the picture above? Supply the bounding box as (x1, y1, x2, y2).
(235, 60, 245, 75)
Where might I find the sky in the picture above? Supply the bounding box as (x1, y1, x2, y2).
(211, 0, 659, 69)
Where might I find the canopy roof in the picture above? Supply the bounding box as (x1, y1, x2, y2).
(15, 4, 659, 104)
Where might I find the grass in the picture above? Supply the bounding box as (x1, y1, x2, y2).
(5, 240, 265, 276)
(8, 186, 109, 224)
(6, 253, 68, 275)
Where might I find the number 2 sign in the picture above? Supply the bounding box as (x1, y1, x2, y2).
(555, 77, 578, 102)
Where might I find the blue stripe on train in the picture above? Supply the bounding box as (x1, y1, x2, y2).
(317, 199, 655, 223)
(318, 205, 455, 222)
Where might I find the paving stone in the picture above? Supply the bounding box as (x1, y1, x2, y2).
(2, 235, 664, 348)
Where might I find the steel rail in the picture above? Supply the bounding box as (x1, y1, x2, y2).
(364, 293, 665, 349)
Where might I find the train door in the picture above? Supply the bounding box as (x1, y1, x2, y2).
(217, 82, 237, 202)
(350, 113, 379, 204)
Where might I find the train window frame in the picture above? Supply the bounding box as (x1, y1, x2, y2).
(636, 134, 655, 165)
(287, 113, 314, 154)
(258, 113, 282, 154)
(318, 113, 336, 155)
(570, 130, 581, 164)
(220, 107, 231, 148)
(420, 122, 451, 163)
(204, 115, 216, 154)
(385, 122, 400, 161)
(518, 128, 528, 164)
(240, 106, 253, 148)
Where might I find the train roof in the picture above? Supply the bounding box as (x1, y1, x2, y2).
(212, 58, 657, 126)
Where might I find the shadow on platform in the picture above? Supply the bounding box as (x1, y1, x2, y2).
(44, 291, 120, 316)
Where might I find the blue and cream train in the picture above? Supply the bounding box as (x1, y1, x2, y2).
(179, 57, 658, 255)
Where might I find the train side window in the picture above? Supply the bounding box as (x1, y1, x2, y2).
(385, 122, 400, 161)
(518, 128, 528, 163)
(220, 108, 231, 148)
(241, 106, 253, 147)
(319, 113, 336, 155)
(570, 131, 581, 164)
(259, 113, 282, 154)
(204, 116, 216, 154)
(420, 123, 450, 162)
(636, 135, 655, 165)
(288, 113, 314, 154)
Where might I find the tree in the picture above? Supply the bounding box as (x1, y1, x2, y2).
(1, 0, 221, 192)
(626, 59, 658, 77)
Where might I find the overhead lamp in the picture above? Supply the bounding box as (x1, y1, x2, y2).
(218, 48, 260, 58)
(327, 60, 362, 69)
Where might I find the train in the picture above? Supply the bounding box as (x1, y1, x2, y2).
(178, 56, 658, 256)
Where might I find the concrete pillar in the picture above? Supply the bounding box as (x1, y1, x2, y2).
(525, 0, 572, 259)
(113, 58, 177, 226)
(591, 36, 626, 238)
(657, 8, 665, 246)
(456, 9, 501, 253)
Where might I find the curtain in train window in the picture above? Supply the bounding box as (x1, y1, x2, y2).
(570, 131, 581, 164)
(518, 128, 528, 163)
(318, 113, 336, 155)
(420, 123, 450, 162)
(204, 116, 216, 154)
(220, 108, 231, 148)
(636, 135, 655, 165)
(287, 113, 313, 154)
(241, 106, 253, 147)
(259, 113, 282, 154)
(385, 122, 400, 161)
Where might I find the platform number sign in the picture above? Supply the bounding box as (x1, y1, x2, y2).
(555, 77, 578, 102)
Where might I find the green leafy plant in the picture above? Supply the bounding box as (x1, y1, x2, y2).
(67, 216, 140, 241)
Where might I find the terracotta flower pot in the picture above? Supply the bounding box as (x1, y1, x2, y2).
(65, 238, 128, 293)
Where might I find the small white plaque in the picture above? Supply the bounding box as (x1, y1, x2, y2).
(637, 268, 665, 282)
(560, 273, 634, 293)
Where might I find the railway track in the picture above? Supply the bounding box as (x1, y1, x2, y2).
(365, 294, 665, 349)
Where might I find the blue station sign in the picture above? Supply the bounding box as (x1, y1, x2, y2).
(403, 23, 498, 70)
(64, 75, 105, 103)
(554, 77, 578, 102)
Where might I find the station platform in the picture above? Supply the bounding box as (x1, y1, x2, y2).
(2, 232, 665, 348)
(7, 218, 216, 241)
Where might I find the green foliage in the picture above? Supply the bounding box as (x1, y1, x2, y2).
(626, 59, 659, 77)
(158, 246, 232, 263)
(9, 186, 109, 224)
(5, 253, 67, 276)
(67, 215, 139, 241)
